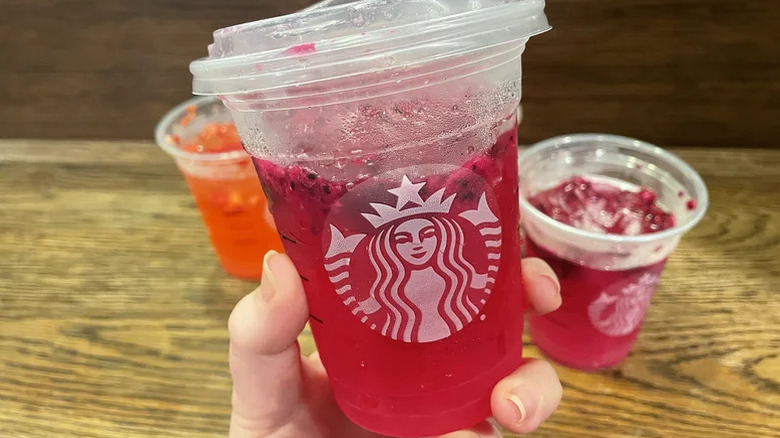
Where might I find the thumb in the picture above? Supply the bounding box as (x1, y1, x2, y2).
(228, 251, 310, 437)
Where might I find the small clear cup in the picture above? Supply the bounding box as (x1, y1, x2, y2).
(518, 134, 708, 370)
(154, 97, 283, 279)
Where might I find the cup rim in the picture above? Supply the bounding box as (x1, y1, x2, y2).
(154, 96, 249, 163)
(518, 133, 709, 244)
(190, 0, 550, 96)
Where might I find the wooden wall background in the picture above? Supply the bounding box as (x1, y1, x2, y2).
(1, 0, 778, 147)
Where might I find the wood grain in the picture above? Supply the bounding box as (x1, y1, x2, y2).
(1, 0, 779, 147)
(0, 140, 779, 437)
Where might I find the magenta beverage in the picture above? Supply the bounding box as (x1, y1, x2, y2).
(527, 176, 674, 369)
(518, 135, 708, 371)
(253, 122, 523, 434)
(190, 1, 550, 435)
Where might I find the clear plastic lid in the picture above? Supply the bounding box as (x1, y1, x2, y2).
(190, 0, 550, 96)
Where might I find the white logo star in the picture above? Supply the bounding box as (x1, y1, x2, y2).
(388, 175, 426, 209)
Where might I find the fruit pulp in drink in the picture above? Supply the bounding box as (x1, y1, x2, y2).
(526, 176, 675, 370)
(254, 117, 524, 436)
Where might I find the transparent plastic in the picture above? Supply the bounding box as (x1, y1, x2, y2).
(518, 134, 708, 370)
(190, 1, 549, 434)
(154, 97, 283, 279)
(191, 0, 550, 98)
(155, 97, 253, 178)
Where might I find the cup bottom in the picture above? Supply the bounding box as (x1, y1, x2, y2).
(331, 351, 523, 437)
(529, 318, 634, 371)
(338, 392, 490, 437)
(181, 171, 283, 280)
(215, 255, 264, 280)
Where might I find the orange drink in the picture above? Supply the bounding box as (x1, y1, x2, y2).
(155, 97, 282, 279)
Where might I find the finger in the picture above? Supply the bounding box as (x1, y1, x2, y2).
(521, 257, 561, 314)
(491, 359, 562, 435)
(439, 420, 501, 437)
(305, 350, 326, 376)
(229, 251, 310, 437)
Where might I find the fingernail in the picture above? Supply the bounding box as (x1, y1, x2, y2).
(505, 387, 538, 425)
(540, 273, 560, 297)
(260, 250, 280, 302)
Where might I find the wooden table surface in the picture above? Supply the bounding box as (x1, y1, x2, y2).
(1, 140, 778, 437)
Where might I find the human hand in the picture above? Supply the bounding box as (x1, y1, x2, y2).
(228, 251, 562, 438)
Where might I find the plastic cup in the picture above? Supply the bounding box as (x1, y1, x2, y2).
(517, 134, 709, 371)
(190, 1, 549, 435)
(154, 97, 283, 280)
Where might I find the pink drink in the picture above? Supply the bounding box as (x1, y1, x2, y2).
(518, 134, 708, 371)
(254, 124, 524, 435)
(526, 177, 675, 370)
(190, 1, 551, 433)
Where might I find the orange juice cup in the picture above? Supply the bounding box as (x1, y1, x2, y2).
(155, 96, 283, 279)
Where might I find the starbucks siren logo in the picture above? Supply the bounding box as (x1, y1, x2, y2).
(587, 272, 659, 337)
(323, 175, 501, 343)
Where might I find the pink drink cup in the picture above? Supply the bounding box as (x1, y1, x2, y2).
(518, 134, 708, 370)
(190, 0, 550, 435)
